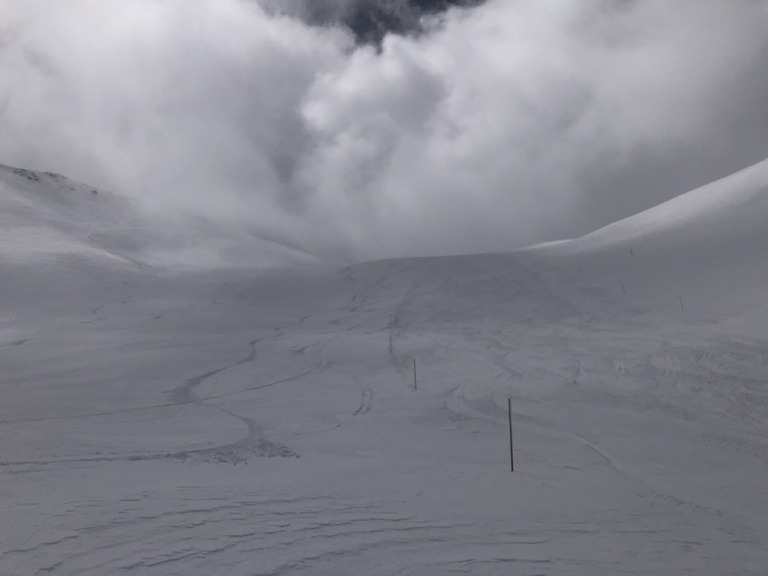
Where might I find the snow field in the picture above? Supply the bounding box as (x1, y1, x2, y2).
(2, 161, 768, 574)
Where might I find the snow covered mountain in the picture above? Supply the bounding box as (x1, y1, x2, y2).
(0, 163, 320, 270)
(2, 159, 768, 575)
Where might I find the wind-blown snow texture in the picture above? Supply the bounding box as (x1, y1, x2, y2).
(2, 160, 768, 574)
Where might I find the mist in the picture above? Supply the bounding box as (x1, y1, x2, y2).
(2, 0, 767, 260)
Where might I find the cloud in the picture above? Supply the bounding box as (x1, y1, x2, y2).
(1, 0, 767, 260)
(257, 0, 485, 45)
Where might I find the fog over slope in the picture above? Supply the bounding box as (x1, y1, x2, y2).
(2, 0, 768, 259)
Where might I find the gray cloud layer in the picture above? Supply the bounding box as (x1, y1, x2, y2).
(2, 0, 768, 260)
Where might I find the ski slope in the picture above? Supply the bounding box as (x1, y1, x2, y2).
(1, 161, 768, 575)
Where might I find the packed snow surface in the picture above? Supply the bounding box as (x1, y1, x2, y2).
(2, 161, 768, 575)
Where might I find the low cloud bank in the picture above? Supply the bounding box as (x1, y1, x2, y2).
(2, 0, 767, 260)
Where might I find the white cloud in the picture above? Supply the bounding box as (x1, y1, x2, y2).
(1, 0, 767, 260)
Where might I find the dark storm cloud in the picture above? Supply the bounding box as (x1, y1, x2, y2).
(1, 0, 768, 260)
(258, 0, 485, 45)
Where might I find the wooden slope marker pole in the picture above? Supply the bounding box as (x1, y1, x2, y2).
(508, 398, 514, 472)
(679, 294, 685, 311)
(389, 314, 393, 355)
(413, 359, 417, 390)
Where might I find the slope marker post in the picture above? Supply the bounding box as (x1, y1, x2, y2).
(679, 294, 685, 311)
(413, 359, 417, 390)
(508, 398, 514, 472)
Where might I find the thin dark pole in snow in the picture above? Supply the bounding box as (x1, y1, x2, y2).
(630, 248, 634, 257)
(389, 314, 393, 355)
(413, 359, 417, 390)
(620, 280, 626, 294)
(679, 294, 685, 311)
(508, 398, 514, 472)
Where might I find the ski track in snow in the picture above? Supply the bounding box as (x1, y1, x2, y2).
(5, 259, 768, 575)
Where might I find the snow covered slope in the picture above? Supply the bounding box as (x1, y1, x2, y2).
(0, 165, 144, 265)
(531, 158, 768, 333)
(2, 160, 768, 575)
(0, 163, 320, 270)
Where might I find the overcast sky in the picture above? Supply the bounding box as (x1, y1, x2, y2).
(2, 0, 767, 260)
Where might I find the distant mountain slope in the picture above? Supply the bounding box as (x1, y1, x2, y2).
(0, 163, 320, 270)
(557, 157, 768, 255)
(0, 164, 143, 264)
(531, 157, 768, 333)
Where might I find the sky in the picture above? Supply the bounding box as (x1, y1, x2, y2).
(1, 0, 767, 261)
